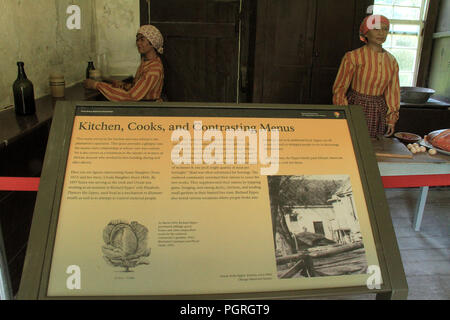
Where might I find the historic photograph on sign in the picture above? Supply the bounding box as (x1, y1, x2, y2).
(268, 175, 368, 279)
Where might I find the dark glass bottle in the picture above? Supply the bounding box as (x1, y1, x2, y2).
(86, 61, 95, 79)
(13, 61, 36, 115)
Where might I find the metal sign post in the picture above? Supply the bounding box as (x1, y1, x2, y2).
(0, 221, 12, 300)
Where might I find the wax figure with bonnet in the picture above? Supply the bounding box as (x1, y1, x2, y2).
(332, 15, 400, 138)
(84, 25, 165, 102)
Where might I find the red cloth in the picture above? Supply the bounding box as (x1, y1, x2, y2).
(359, 15, 390, 43)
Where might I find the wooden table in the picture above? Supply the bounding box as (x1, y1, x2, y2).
(373, 139, 450, 231)
(0, 83, 100, 151)
(0, 82, 101, 300)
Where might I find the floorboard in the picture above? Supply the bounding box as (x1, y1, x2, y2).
(306, 187, 449, 300)
(387, 187, 449, 300)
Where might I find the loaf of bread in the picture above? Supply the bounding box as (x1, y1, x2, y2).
(426, 129, 450, 152)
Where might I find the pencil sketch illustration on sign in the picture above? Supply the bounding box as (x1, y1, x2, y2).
(268, 175, 368, 279)
(102, 220, 151, 272)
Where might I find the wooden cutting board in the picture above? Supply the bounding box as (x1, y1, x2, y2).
(372, 137, 413, 159)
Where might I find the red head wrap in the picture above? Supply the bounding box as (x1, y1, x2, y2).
(359, 15, 390, 43)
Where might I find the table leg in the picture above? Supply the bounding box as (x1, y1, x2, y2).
(413, 186, 429, 232)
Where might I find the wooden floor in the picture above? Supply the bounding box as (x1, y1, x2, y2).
(310, 187, 449, 300)
(386, 187, 449, 300)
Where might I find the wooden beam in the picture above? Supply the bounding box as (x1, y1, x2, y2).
(280, 258, 307, 278)
(151, 22, 236, 38)
(432, 31, 450, 39)
(416, 0, 441, 87)
(139, 0, 149, 26)
(276, 242, 364, 265)
(251, 0, 268, 102)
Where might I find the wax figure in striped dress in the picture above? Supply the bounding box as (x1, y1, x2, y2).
(333, 15, 400, 138)
(84, 25, 164, 102)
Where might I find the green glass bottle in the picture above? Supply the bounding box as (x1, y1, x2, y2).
(13, 61, 36, 115)
(86, 61, 95, 79)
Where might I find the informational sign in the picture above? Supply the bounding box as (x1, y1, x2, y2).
(45, 106, 381, 297)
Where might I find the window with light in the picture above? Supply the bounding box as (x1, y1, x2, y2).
(372, 0, 429, 86)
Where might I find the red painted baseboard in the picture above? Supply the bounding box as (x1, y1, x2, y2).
(0, 177, 40, 191)
(1, 174, 449, 192)
(381, 174, 450, 188)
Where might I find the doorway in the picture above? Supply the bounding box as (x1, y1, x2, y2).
(140, 0, 256, 103)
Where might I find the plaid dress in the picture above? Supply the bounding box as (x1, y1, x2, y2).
(347, 90, 387, 138)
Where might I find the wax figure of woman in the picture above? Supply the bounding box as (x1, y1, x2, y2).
(332, 15, 400, 138)
(84, 25, 164, 102)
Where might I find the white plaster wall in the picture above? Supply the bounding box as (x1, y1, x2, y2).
(0, 0, 141, 108)
(330, 196, 361, 234)
(289, 207, 335, 240)
(0, 0, 97, 108)
(94, 0, 141, 77)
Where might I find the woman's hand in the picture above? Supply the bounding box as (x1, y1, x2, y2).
(111, 80, 124, 88)
(84, 79, 98, 90)
(385, 123, 395, 137)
